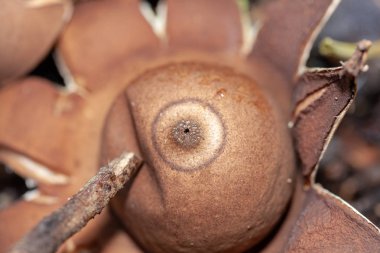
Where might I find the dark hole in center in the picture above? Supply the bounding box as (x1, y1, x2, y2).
(172, 119, 201, 149)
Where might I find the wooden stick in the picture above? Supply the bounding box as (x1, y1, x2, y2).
(320, 37, 379, 61)
(9, 152, 142, 253)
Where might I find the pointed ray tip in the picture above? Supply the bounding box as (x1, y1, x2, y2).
(357, 39, 372, 52)
(340, 40, 372, 77)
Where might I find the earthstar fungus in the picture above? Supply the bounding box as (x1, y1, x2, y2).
(0, 0, 379, 252)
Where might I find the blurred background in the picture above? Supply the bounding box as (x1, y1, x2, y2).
(0, 0, 380, 227)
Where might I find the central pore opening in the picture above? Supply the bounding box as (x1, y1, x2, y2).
(171, 119, 202, 149)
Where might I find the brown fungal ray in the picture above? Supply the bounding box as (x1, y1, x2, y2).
(57, 0, 160, 92)
(0, 77, 118, 252)
(106, 62, 295, 253)
(166, 0, 243, 52)
(0, 0, 162, 250)
(284, 185, 380, 253)
(0, 78, 100, 180)
(249, 0, 340, 82)
(0, 0, 71, 83)
(292, 68, 354, 181)
(283, 40, 380, 251)
(292, 40, 371, 181)
(256, 175, 380, 253)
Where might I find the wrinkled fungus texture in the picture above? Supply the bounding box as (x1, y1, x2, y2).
(108, 63, 296, 253)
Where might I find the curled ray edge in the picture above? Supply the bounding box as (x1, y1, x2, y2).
(315, 184, 380, 234)
(296, 0, 341, 78)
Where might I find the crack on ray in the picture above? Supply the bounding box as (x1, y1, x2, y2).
(239, 1, 262, 56)
(54, 51, 90, 96)
(139, 0, 167, 42)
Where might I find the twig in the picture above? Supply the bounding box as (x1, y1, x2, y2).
(9, 152, 142, 253)
(319, 37, 380, 61)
